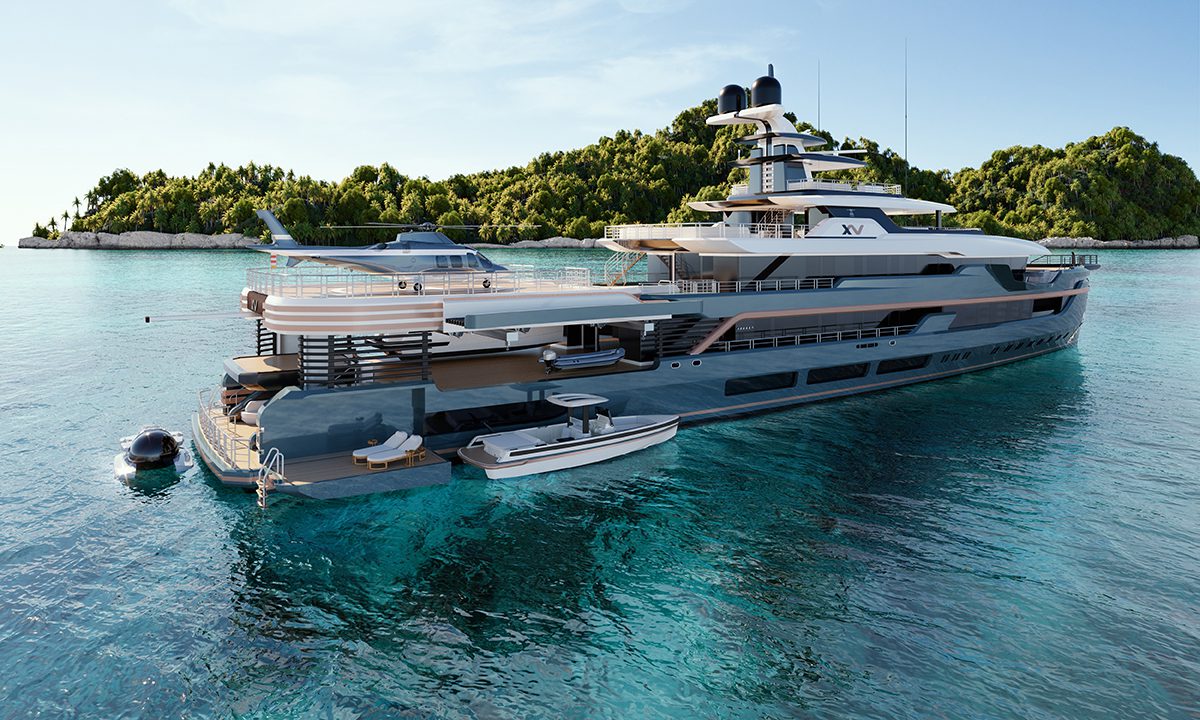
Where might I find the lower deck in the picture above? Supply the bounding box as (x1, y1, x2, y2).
(429, 346, 645, 390)
(193, 411, 449, 498)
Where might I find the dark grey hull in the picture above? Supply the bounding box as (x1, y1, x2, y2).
(255, 289, 1087, 460)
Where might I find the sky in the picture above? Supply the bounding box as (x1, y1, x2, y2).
(1, 0, 1197, 241)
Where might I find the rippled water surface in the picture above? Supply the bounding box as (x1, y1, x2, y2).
(1, 247, 1197, 718)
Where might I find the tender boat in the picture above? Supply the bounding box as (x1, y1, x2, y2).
(114, 427, 194, 482)
(539, 347, 626, 372)
(458, 393, 678, 479)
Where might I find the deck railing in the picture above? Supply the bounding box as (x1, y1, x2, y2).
(707, 324, 918, 353)
(640, 277, 836, 295)
(196, 390, 257, 469)
(604, 222, 807, 241)
(730, 179, 903, 196)
(785, 178, 903, 195)
(1028, 254, 1099, 268)
(246, 265, 592, 299)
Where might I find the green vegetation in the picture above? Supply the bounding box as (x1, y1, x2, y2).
(33, 101, 1200, 243)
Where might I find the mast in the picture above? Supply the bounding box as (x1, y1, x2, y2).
(817, 59, 821, 132)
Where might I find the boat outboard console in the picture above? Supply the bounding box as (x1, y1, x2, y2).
(114, 427, 194, 481)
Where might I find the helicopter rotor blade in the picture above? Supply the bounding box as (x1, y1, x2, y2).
(320, 223, 541, 230)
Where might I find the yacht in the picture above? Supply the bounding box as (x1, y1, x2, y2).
(193, 68, 1095, 500)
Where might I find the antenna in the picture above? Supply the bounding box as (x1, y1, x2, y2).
(904, 37, 909, 192)
(817, 58, 821, 132)
(768, 63, 774, 77)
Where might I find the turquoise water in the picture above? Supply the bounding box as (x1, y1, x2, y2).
(0, 247, 1197, 718)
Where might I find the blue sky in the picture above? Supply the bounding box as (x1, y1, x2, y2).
(1, 0, 1197, 241)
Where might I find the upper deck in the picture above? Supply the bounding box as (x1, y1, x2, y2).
(245, 264, 593, 299)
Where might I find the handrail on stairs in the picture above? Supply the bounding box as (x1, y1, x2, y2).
(256, 447, 286, 508)
(604, 250, 647, 286)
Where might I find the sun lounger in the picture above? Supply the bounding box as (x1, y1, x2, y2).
(366, 434, 425, 469)
(352, 430, 408, 465)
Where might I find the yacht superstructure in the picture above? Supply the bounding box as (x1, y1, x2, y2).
(193, 69, 1095, 499)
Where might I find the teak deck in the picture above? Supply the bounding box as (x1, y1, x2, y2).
(429, 348, 644, 391)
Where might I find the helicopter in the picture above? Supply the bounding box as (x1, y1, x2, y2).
(251, 209, 531, 275)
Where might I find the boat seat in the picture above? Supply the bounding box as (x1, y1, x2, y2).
(241, 400, 267, 426)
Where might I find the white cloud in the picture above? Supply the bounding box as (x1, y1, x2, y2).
(508, 44, 756, 126)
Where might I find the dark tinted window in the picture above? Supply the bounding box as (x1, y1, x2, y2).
(806, 363, 869, 384)
(436, 256, 449, 268)
(877, 355, 931, 374)
(450, 256, 464, 268)
(725, 371, 798, 396)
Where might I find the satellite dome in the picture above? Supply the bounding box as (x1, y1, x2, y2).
(717, 84, 747, 114)
(750, 74, 782, 107)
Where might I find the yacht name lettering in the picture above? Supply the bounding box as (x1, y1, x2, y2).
(842, 224, 865, 235)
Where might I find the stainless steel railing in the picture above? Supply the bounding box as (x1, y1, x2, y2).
(1028, 254, 1099, 268)
(785, 179, 903, 195)
(604, 222, 808, 241)
(196, 390, 258, 469)
(639, 277, 836, 294)
(707, 324, 918, 353)
(246, 265, 592, 299)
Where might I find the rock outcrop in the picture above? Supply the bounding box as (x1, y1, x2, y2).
(1039, 235, 1199, 249)
(18, 230, 259, 249)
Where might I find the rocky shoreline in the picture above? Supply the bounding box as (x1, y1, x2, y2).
(18, 230, 255, 250)
(1038, 235, 1197, 249)
(15, 230, 1199, 251)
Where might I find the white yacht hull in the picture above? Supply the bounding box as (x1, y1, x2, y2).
(459, 416, 678, 479)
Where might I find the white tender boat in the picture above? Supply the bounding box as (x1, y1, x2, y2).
(457, 393, 678, 479)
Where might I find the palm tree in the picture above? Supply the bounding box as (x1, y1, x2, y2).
(62, 211, 70, 232)
(73, 196, 81, 218)
(48, 217, 58, 233)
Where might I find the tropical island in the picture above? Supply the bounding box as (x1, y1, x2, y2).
(22, 99, 1200, 248)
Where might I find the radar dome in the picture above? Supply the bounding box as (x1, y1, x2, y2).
(717, 84, 747, 114)
(750, 74, 781, 107)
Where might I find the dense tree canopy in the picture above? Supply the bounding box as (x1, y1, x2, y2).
(34, 101, 1199, 243)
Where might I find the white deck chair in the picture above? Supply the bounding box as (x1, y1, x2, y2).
(366, 434, 424, 469)
(353, 431, 408, 465)
(240, 400, 266, 426)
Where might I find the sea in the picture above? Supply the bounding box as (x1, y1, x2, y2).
(0, 246, 1197, 719)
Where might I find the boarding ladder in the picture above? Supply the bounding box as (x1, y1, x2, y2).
(256, 447, 286, 508)
(604, 250, 646, 286)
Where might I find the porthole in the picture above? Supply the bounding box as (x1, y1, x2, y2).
(691, 360, 702, 367)
(670, 362, 680, 369)
(889, 340, 897, 346)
